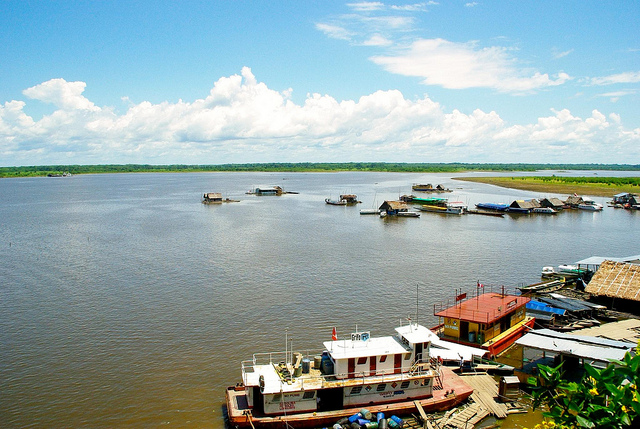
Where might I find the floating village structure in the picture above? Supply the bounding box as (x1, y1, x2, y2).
(433, 290, 533, 357)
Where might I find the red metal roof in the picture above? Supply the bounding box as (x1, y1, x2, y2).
(434, 292, 530, 325)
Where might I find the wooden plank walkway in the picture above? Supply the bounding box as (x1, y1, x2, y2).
(459, 374, 508, 419)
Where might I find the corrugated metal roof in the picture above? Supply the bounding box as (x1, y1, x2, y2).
(569, 319, 640, 343)
(516, 328, 635, 363)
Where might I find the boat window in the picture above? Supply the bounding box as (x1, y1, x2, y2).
(401, 381, 410, 389)
(404, 353, 411, 360)
(351, 386, 362, 395)
(380, 355, 387, 363)
(302, 391, 315, 400)
(273, 394, 281, 403)
(357, 357, 367, 365)
(376, 384, 386, 392)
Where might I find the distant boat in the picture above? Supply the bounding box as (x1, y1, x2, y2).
(325, 198, 347, 206)
(533, 207, 557, 214)
(359, 208, 380, 215)
(418, 203, 465, 215)
(412, 183, 452, 193)
(397, 211, 420, 217)
(475, 202, 509, 212)
(578, 199, 603, 211)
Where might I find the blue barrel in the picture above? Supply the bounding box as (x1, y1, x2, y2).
(348, 413, 362, 423)
(301, 358, 310, 373)
(376, 412, 385, 422)
(390, 415, 404, 428)
(357, 419, 371, 426)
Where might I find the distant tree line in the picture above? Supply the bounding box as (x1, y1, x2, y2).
(1, 163, 639, 178)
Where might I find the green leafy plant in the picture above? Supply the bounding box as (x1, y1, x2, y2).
(529, 343, 640, 428)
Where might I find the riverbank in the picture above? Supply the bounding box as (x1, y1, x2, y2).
(454, 176, 640, 197)
(2, 163, 639, 178)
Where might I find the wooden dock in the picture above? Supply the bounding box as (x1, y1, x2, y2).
(459, 373, 508, 419)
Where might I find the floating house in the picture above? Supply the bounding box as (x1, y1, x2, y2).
(515, 328, 636, 373)
(585, 260, 640, 309)
(247, 186, 283, 196)
(202, 192, 223, 203)
(433, 291, 533, 357)
(611, 192, 638, 205)
(508, 199, 541, 213)
(539, 197, 565, 210)
(378, 200, 409, 215)
(564, 195, 584, 208)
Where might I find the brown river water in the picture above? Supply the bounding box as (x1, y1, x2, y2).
(1, 171, 638, 428)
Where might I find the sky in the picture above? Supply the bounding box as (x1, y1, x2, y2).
(1, 1, 639, 166)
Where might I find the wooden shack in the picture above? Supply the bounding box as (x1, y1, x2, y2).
(539, 197, 565, 210)
(203, 192, 223, 203)
(378, 200, 409, 215)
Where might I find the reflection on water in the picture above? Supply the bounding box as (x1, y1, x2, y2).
(0, 171, 637, 428)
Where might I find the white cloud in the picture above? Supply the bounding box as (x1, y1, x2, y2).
(315, 23, 354, 40)
(552, 48, 573, 59)
(347, 2, 385, 12)
(363, 34, 393, 46)
(390, 3, 430, 12)
(590, 71, 640, 85)
(23, 79, 100, 111)
(1, 69, 637, 165)
(371, 38, 571, 93)
(465, 2, 478, 7)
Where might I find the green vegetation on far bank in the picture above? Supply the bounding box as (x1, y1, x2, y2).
(1, 162, 639, 178)
(455, 176, 640, 197)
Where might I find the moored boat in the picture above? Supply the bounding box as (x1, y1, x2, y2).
(225, 323, 474, 428)
(532, 207, 557, 214)
(325, 198, 347, 206)
(578, 199, 603, 211)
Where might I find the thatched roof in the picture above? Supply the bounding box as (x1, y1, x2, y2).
(204, 192, 222, 199)
(565, 195, 584, 206)
(585, 260, 640, 302)
(510, 199, 541, 209)
(379, 200, 408, 211)
(540, 197, 565, 208)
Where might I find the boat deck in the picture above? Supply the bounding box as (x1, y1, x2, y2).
(226, 367, 474, 428)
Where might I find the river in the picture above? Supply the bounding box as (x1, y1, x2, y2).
(1, 171, 638, 428)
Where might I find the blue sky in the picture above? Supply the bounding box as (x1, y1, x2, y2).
(1, 1, 639, 166)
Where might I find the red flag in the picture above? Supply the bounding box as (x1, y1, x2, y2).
(332, 327, 337, 341)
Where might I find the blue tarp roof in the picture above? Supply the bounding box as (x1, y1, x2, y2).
(476, 203, 509, 211)
(527, 300, 567, 316)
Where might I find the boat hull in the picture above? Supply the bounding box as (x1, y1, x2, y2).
(226, 367, 473, 428)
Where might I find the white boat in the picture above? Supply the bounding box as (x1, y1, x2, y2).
(533, 207, 557, 214)
(225, 323, 474, 428)
(397, 211, 420, 217)
(578, 199, 603, 211)
(359, 208, 380, 215)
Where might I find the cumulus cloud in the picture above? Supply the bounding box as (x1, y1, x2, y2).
(23, 79, 100, 111)
(1, 68, 638, 165)
(371, 38, 571, 93)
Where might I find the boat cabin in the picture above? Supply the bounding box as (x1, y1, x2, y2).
(339, 194, 360, 204)
(434, 291, 533, 357)
(249, 186, 283, 195)
(239, 323, 438, 417)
